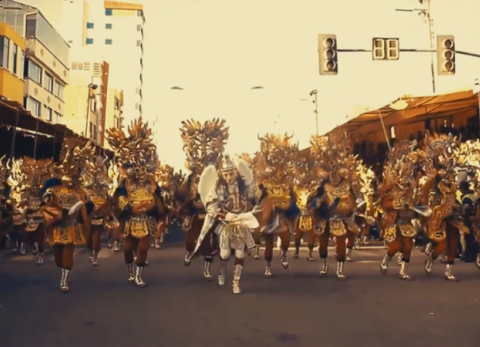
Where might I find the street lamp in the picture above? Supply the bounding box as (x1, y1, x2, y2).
(85, 83, 98, 139)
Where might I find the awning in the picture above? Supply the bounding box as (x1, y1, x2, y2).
(333, 88, 477, 136)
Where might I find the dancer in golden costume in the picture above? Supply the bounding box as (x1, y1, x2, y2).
(107, 117, 165, 287)
(39, 139, 93, 292)
(6, 157, 51, 263)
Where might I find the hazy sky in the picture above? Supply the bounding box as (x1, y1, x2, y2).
(31, 0, 480, 170)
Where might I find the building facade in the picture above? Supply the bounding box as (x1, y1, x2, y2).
(63, 60, 111, 145)
(0, 0, 69, 123)
(104, 87, 123, 150)
(0, 21, 25, 104)
(61, 0, 144, 126)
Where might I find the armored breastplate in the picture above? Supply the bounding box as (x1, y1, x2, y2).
(391, 187, 414, 210)
(325, 181, 352, 213)
(127, 179, 155, 209)
(85, 188, 108, 207)
(57, 187, 79, 209)
(225, 183, 246, 214)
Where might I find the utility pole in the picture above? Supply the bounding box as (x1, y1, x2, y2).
(396, 0, 436, 93)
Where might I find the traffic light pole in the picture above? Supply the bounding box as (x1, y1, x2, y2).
(426, 0, 436, 93)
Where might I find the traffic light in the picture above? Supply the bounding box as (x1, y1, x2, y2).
(436, 35, 455, 75)
(372, 38, 399, 60)
(318, 34, 338, 75)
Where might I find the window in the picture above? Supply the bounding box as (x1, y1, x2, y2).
(114, 97, 120, 110)
(106, 23, 112, 29)
(12, 44, 17, 74)
(54, 111, 62, 123)
(43, 105, 53, 121)
(86, 22, 94, 29)
(27, 97, 41, 117)
(114, 116, 119, 128)
(0, 36, 10, 68)
(19, 50, 24, 78)
(137, 24, 141, 31)
(137, 10, 142, 16)
(28, 60, 42, 84)
(105, 39, 112, 45)
(135, 103, 139, 110)
(105, 9, 112, 15)
(44, 73, 53, 93)
(136, 40, 141, 47)
(86, 38, 94, 45)
(54, 81, 64, 100)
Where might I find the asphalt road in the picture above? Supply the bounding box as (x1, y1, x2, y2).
(1, 229, 480, 347)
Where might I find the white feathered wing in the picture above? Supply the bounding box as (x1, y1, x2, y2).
(198, 164, 218, 206)
(235, 158, 254, 184)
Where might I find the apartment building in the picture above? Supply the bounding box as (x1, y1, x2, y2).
(0, 0, 69, 123)
(0, 21, 25, 104)
(104, 87, 123, 150)
(63, 60, 110, 144)
(61, 0, 144, 127)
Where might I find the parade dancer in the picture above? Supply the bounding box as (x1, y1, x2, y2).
(39, 139, 93, 292)
(107, 117, 165, 287)
(106, 160, 121, 251)
(422, 133, 468, 281)
(189, 154, 257, 294)
(176, 118, 229, 280)
(81, 156, 111, 266)
(378, 140, 432, 280)
(6, 157, 51, 263)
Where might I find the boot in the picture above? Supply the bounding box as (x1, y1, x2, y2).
(476, 254, 480, 269)
(203, 261, 212, 280)
(362, 235, 369, 245)
(232, 264, 243, 294)
(264, 260, 273, 277)
(424, 242, 433, 256)
(336, 261, 346, 280)
(280, 250, 289, 269)
(293, 245, 300, 259)
(19, 242, 26, 255)
(135, 266, 146, 287)
(113, 240, 120, 252)
(306, 247, 314, 261)
(60, 268, 71, 293)
(127, 262, 135, 283)
(107, 236, 112, 249)
(398, 261, 412, 280)
(37, 253, 44, 265)
(160, 233, 164, 243)
(397, 253, 402, 265)
(218, 260, 227, 286)
(253, 244, 260, 259)
(444, 264, 457, 281)
(319, 258, 328, 276)
(424, 256, 434, 275)
(154, 239, 161, 250)
(346, 248, 353, 262)
(32, 242, 38, 255)
(380, 254, 391, 274)
(91, 250, 99, 266)
(184, 252, 192, 266)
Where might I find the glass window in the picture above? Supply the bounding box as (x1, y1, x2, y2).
(54, 81, 64, 100)
(137, 10, 142, 16)
(105, 9, 113, 16)
(106, 23, 113, 29)
(19, 51, 25, 79)
(54, 111, 62, 123)
(27, 97, 41, 117)
(137, 24, 141, 31)
(136, 40, 141, 47)
(28, 60, 42, 84)
(86, 22, 94, 29)
(0, 36, 10, 69)
(43, 105, 53, 121)
(44, 73, 53, 93)
(105, 39, 112, 45)
(86, 38, 94, 44)
(12, 44, 17, 74)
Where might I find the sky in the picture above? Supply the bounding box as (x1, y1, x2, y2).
(28, 0, 480, 171)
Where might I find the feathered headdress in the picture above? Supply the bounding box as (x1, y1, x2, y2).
(106, 117, 157, 174)
(51, 138, 94, 183)
(179, 118, 229, 173)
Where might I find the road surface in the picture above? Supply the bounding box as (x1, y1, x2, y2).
(1, 229, 480, 347)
